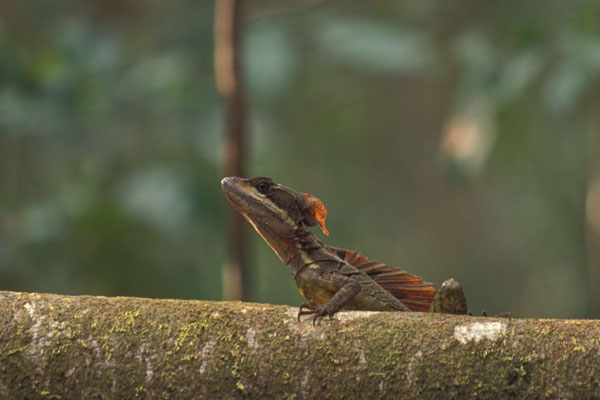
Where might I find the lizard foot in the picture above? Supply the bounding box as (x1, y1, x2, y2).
(297, 304, 335, 326)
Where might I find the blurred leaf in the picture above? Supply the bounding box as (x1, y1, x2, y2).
(245, 23, 297, 100)
(452, 32, 495, 99)
(116, 166, 192, 233)
(20, 202, 63, 243)
(311, 16, 436, 74)
(544, 33, 600, 113)
(495, 50, 544, 105)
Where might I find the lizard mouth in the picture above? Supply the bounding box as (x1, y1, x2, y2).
(221, 176, 276, 222)
(221, 177, 251, 214)
(220, 176, 239, 196)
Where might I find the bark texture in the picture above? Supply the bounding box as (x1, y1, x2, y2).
(1, 290, 599, 399)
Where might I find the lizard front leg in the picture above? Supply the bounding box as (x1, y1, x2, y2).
(298, 280, 361, 326)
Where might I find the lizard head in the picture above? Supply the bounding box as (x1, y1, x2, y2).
(221, 176, 329, 261)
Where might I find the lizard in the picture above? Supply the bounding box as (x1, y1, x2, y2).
(221, 176, 469, 324)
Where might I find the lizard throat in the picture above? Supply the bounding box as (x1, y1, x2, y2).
(287, 228, 328, 277)
(253, 223, 325, 278)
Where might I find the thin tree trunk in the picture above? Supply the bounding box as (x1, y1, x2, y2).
(586, 128, 600, 316)
(1, 290, 600, 399)
(215, 0, 249, 301)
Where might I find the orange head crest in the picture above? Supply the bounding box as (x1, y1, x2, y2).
(302, 194, 329, 236)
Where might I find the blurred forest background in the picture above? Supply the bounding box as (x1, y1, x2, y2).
(2, 0, 600, 318)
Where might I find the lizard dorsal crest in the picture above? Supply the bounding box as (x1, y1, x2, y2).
(301, 194, 329, 236)
(328, 246, 436, 312)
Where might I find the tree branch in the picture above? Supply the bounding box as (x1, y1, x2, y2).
(1, 290, 599, 399)
(215, 0, 249, 301)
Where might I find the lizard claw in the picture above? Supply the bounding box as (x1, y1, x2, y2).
(297, 304, 315, 322)
(311, 309, 329, 327)
(481, 310, 511, 321)
(297, 304, 334, 326)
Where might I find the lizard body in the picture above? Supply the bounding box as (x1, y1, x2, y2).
(221, 176, 465, 323)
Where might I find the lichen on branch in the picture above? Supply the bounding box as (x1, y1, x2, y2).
(1, 291, 599, 399)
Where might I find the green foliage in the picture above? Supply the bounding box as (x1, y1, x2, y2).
(2, 0, 600, 317)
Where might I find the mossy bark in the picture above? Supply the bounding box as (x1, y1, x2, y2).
(1, 290, 599, 399)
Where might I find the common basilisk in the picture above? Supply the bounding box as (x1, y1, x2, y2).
(221, 176, 469, 324)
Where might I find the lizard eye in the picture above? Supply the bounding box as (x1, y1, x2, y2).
(255, 181, 270, 194)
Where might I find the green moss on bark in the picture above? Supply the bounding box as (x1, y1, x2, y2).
(1, 291, 599, 399)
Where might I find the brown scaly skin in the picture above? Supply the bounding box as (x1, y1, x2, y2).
(221, 176, 469, 324)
